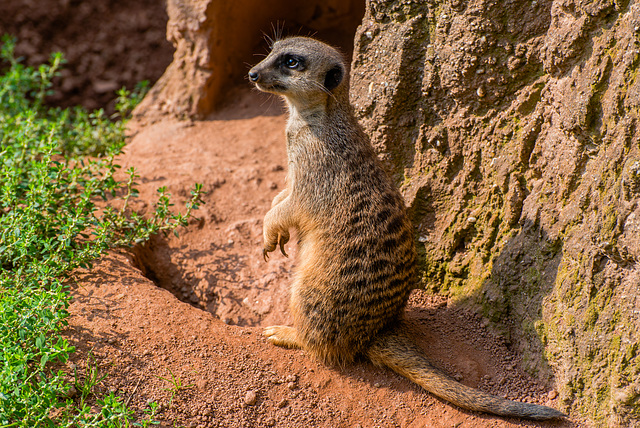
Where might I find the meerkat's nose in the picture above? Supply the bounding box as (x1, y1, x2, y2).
(248, 70, 259, 82)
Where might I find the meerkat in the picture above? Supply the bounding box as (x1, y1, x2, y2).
(248, 36, 566, 420)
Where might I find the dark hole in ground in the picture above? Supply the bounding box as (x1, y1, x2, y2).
(131, 235, 210, 312)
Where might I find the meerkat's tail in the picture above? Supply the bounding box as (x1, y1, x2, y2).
(366, 327, 567, 421)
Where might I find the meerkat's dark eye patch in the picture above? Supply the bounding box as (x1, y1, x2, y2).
(280, 54, 306, 71)
(323, 65, 344, 91)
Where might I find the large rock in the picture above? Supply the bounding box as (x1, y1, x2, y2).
(350, 0, 640, 425)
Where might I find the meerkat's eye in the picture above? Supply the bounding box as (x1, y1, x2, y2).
(281, 54, 306, 71)
(284, 56, 299, 69)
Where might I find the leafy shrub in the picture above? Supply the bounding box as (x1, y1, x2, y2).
(0, 36, 203, 427)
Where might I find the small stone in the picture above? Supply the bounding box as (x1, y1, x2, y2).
(277, 398, 289, 408)
(244, 390, 257, 406)
(287, 382, 297, 390)
(507, 56, 525, 71)
(476, 68, 485, 74)
(365, 31, 373, 39)
(373, 382, 381, 388)
(476, 87, 486, 98)
(269, 182, 278, 190)
(548, 390, 558, 400)
(93, 79, 119, 94)
(65, 385, 78, 398)
(285, 375, 297, 383)
(467, 216, 477, 224)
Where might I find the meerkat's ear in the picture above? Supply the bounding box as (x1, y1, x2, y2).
(323, 65, 344, 91)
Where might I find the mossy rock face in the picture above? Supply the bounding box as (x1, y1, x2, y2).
(350, 0, 640, 425)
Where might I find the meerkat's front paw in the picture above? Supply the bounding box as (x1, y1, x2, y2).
(263, 231, 290, 261)
(263, 325, 302, 349)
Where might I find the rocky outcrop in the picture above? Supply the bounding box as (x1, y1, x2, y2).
(350, 0, 640, 425)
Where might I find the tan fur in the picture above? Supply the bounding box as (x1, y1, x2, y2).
(249, 36, 566, 421)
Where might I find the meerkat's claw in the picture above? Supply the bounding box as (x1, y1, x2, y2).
(277, 231, 290, 257)
(279, 239, 288, 257)
(263, 237, 279, 261)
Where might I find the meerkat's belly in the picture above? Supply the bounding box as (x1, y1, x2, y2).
(290, 218, 416, 362)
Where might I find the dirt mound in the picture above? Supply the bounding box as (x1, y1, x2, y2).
(127, 91, 294, 327)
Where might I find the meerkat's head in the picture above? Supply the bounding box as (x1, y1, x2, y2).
(248, 37, 346, 108)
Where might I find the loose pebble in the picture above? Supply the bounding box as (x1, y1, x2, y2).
(277, 398, 288, 408)
(244, 390, 257, 405)
(285, 374, 297, 383)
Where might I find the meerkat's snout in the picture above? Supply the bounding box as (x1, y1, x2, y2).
(248, 70, 259, 82)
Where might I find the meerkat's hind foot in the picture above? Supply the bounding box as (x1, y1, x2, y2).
(264, 325, 302, 349)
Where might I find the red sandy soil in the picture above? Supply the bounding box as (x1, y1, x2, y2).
(0, 0, 173, 112)
(64, 89, 578, 428)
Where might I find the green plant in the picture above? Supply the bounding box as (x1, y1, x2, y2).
(155, 369, 195, 407)
(73, 351, 109, 409)
(133, 402, 161, 428)
(0, 36, 200, 427)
